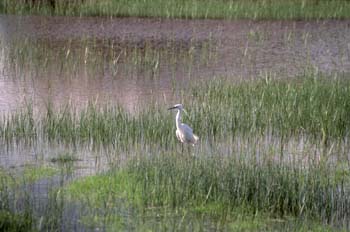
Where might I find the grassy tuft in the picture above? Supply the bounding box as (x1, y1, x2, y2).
(64, 152, 350, 228)
(0, 210, 33, 232)
(0, 166, 58, 232)
(22, 166, 58, 183)
(50, 152, 79, 164)
(131, 154, 350, 220)
(65, 170, 141, 207)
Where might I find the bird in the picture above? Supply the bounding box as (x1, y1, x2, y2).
(168, 104, 199, 146)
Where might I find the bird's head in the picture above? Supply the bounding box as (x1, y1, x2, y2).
(168, 103, 184, 111)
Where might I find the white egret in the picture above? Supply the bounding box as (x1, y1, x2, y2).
(168, 104, 199, 146)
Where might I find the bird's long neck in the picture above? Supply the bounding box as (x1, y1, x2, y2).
(175, 109, 182, 129)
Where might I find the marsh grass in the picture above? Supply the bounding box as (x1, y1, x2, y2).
(22, 166, 57, 184)
(1, 72, 350, 229)
(190, 75, 350, 143)
(0, 210, 33, 232)
(1, 74, 349, 146)
(50, 152, 80, 164)
(2, 0, 350, 20)
(64, 151, 350, 229)
(0, 166, 57, 188)
(0, 165, 60, 231)
(3, 38, 206, 82)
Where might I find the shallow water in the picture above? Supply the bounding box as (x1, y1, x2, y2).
(0, 15, 350, 114)
(1, 15, 350, 230)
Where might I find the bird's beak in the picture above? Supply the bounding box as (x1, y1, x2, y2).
(168, 106, 177, 110)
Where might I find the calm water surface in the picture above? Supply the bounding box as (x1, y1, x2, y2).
(1, 15, 350, 230)
(0, 15, 349, 114)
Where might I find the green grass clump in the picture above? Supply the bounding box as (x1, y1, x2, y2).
(2, 0, 350, 20)
(229, 215, 346, 232)
(0, 169, 15, 188)
(22, 166, 58, 183)
(0, 166, 57, 190)
(64, 153, 350, 229)
(65, 170, 140, 207)
(0, 210, 33, 232)
(132, 154, 350, 220)
(50, 152, 79, 164)
(0, 166, 57, 232)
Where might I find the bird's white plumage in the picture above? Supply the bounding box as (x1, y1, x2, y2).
(168, 104, 199, 146)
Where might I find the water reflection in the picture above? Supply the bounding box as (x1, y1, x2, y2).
(0, 16, 349, 114)
(1, 15, 350, 230)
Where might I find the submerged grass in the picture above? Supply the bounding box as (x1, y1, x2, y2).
(0, 166, 57, 188)
(0, 165, 58, 231)
(2, 0, 350, 20)
(3, 37, 203, 82)
(22, 166, 58, 183)
(49, 152, 79, 164)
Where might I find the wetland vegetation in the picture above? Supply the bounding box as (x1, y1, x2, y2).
(1, 4, 350, 231)
(1, 74, 350, 145)
(2, 0, 350, 20)
(1, 72, 350, 230)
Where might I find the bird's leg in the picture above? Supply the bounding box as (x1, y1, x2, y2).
(181, 143, 184, 154)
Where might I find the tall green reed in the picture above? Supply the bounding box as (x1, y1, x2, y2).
(190, 75, 350, 142)
(1, 74, 350, 147)
(128, 152, 350, 225)
(65, 149, 350, 228)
